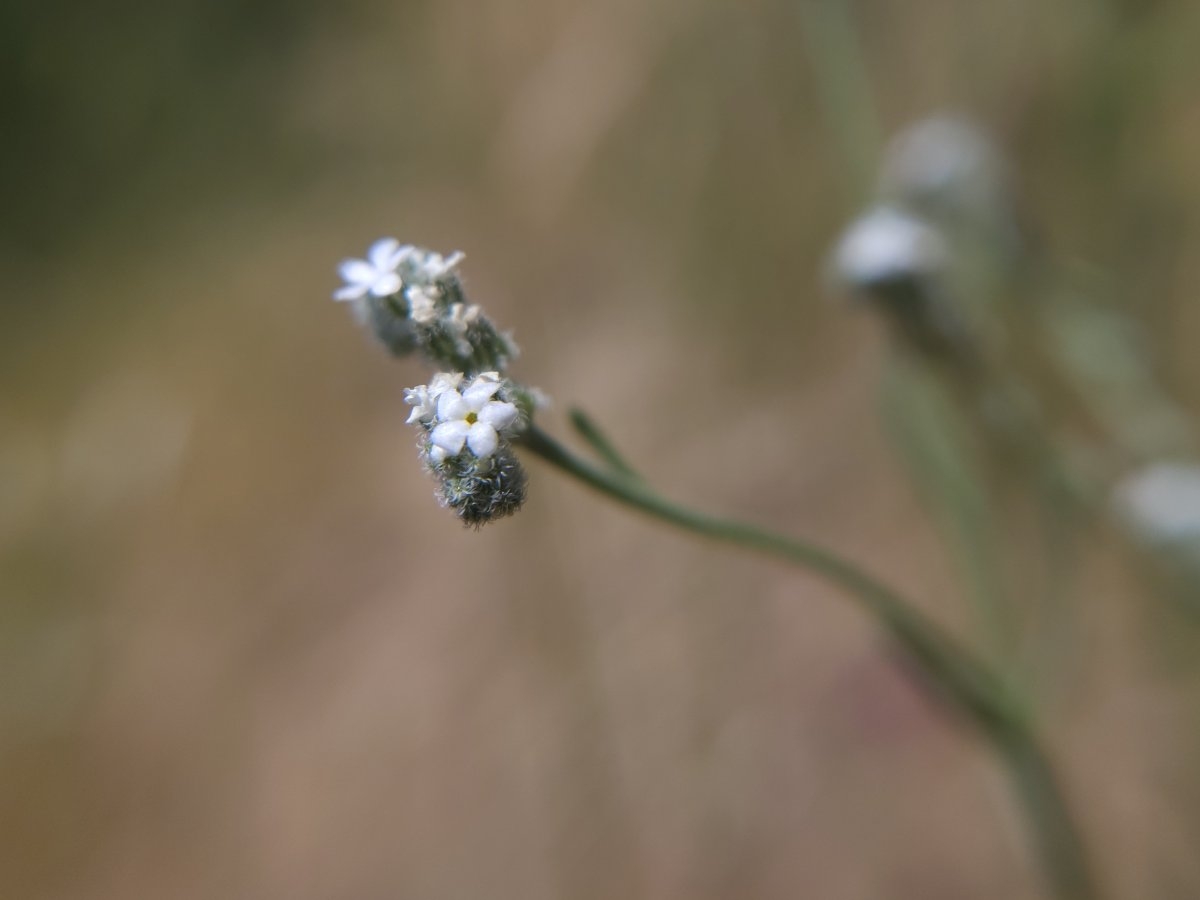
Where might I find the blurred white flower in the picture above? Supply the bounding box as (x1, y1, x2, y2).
(835, 207, 946, 289)
(429, 375, 518, 460)
(1114, 463, 1200, 543)
(415, 250, 465, 281)
(880, 116, 1006, 217)
(446, 302, 481, 353)
(406, 284, 441, 324)
(334, 238, 413, 301)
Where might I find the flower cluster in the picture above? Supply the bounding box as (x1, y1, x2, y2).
(334, 238, 518, 373)
(335, 238, 538, 526)
(830, 115, 1014, 366)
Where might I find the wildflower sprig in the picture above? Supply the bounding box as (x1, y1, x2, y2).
(335, 238, 531, 525)
(335, 238, 518, 372)
(333, 235, 1094, 899)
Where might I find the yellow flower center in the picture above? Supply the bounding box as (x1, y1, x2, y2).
(465, 411, 478, 425)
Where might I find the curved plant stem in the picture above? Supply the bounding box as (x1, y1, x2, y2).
(569, 408, 643, 481)
(518, 422, 1098, 900)
(796, 0, 881, 205)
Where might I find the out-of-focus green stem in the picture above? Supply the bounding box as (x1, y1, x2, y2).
(797, 0, 881, 204)
(518, 421, 1098, 900)
(569, 408, 642, 481)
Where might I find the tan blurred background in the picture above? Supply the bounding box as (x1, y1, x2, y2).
(5, 1, 1200, 897)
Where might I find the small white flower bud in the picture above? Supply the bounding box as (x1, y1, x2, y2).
(1114, 463, 1200, 546)
(835, 207, 947, 291)
(406, 285, 441, 324)
(832, 207, 976, 363)
(880, 116, 1009, 224)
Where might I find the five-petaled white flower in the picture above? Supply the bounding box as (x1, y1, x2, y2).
(429, 374, 518, 460)
(334, 238, 413, 301)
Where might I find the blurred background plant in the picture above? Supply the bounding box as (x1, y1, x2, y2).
(5, 0, 1200, 898)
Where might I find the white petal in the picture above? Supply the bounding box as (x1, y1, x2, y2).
(429, 373, 464, 397)
(437, 391, 468, 422)
(462, 380, 502, 409)
(339, 259, 375, 284)
(430, 421, 469, 455)
(333, 283, 368, 301)
(446, 302, 469, 333)
(369, 272, 402, 297)
(428, 445, 448, 465)
(406, 286, 439, 323)
(440, 251, 465, 273)
(368, 238, 400, 270)
(403, 386, 433, 423)
(466, 424, 498, 458)
(477, 400, 517, 431)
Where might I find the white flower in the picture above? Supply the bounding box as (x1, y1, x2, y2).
(446, 302, 481, 353)
(429, 375, 518, 459)
(1114, 463, 1200, 544)
(834, 207, 946, 288)
(404, 385, 435, 424)
(406, 285, 441, 324)
(447, 302, 481, 333)
(881, 116, 1006, 219)
(334, 238, 413, 301)
(404, 373, 465, 425)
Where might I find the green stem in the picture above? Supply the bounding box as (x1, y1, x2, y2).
(569, 407, 642, 481)
(518, 422, 1097, 900)
(797, 0, 882, 205)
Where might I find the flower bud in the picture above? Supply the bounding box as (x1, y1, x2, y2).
(431, 445, 528, 527)
(879, 116, 1009, 227)
(833, 206, 974, 362)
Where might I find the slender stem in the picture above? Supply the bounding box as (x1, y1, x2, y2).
(796, 0, 882, 205)
(569, 407, 642, 480)
(518, 422, 1097, 900)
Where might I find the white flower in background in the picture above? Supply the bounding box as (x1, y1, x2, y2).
(406, 284, 441, 324)
(1114, 463, 1200, 544)
(881, 116, 1006, 218)
(429, 374, 518, 460)
(447, 302, 480, 334)
(334, 238, 414, 301)
(835, 207, 947, 289)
